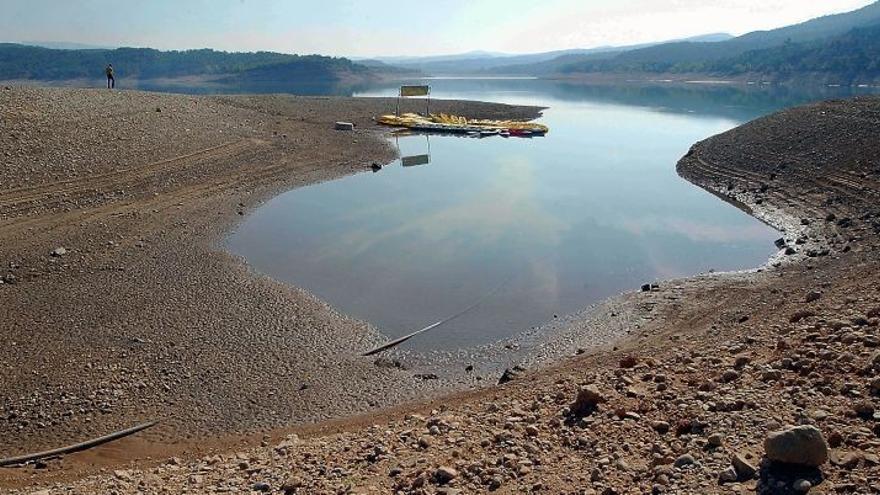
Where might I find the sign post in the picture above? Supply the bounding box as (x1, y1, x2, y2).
(397, 85, 431, 116)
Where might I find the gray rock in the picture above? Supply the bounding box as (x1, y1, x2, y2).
(674, 453, 696, 468)
(50, 247, 67, 257)
(764, 425, 828, 467)
(793, 479, 812, 493)
(731, 452, 757, 479)
(718, 466, 738, 483)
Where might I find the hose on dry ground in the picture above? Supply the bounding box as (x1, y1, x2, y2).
(0, 420, 158, 467)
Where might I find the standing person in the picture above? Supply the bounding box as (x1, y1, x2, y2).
(105, 64, 115, 89)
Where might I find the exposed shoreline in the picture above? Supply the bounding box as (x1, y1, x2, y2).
(2, 88, 879, 493)
(0, 87, 545, 470)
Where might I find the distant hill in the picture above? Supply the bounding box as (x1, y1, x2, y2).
(13, 40, 115, 50)
(539, 1, 880, 81)
(0, 44, 387, 82)
(354, 59, 421, 75)
(221, 57, 372, 85)
(374, 48, 614, 75)
(376, 34, 733, 75)
(706, 24, 880, 84)
(372, 50, 510, 65)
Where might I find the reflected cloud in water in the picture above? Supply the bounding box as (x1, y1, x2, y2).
(225, 80, 814, 350)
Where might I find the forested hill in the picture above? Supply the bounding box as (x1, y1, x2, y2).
(0, 44, 377, 81)
(704, 24, 880, 83)
(554, 23, 880, 84)
(491, 1, 880, 83)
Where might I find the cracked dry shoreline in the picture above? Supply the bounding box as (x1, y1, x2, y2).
(3, 90, 880, 493)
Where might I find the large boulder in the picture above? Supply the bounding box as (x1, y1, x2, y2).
(764, 425, 828, 467)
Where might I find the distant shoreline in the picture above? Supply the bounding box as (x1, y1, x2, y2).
(420, 72, 880, 88)
(2, 74, 879, 92)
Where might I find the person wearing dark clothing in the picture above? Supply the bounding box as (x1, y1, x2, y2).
(105, 64, 115, 89)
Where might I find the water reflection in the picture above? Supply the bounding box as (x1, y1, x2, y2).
(225, 80, 812, 350)
(394, 134, 432, 167)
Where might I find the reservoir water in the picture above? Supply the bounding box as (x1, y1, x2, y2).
(226, 80, 869, 351)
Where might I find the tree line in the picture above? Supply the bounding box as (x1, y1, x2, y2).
(0, 44, 369, 80)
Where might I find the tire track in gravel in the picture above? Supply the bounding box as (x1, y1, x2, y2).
(0, 139, 267, 214)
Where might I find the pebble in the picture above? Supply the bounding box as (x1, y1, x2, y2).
(498, 365, 525, 384)
(721, 369, 740, 382)
(673, 453, 696, 468)
(793, 479, 812, 493)
(805, 291, 822, 303)
(651, 421, 670, 434)
(853, 401, 875, 419)
(434, 466, 458, 485)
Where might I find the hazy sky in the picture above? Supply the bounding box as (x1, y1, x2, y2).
(3, 0, 875, 57)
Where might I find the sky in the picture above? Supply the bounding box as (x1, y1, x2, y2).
(3, 0, 875, 57)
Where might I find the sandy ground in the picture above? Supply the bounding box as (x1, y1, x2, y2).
(2, 89, 879, 493)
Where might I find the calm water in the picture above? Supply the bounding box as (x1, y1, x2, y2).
(226, 80, 871, 350)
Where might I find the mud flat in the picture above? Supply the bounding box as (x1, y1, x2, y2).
(3, 89, 880, 493)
